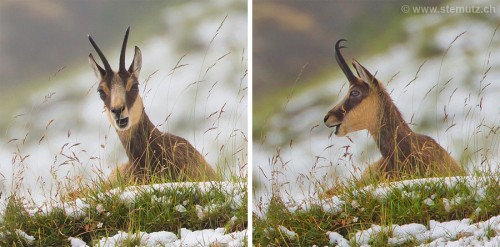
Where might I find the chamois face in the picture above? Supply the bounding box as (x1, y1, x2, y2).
(324, 40, 381, 137)
(94, 67, 143, 131)
(88, 28, 143, 131)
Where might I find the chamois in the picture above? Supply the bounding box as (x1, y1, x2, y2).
(324, 39, 464, 184)
(88, 27, 217, 183)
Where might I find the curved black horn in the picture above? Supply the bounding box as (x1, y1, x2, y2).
(88, 35, 112, 74)
(335, 39, 357, 84)
(119, 27, 130, 73)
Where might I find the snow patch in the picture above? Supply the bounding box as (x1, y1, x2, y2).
(327, 231, 350, 247)
(278, 225, 297, 239)
(15, 229, 35, 244)
(94, 228, 246, 247)
(326, 214, 500, 246)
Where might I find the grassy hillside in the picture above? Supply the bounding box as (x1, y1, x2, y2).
(1, 180, 247, 246)
(254, 175, 500, 246)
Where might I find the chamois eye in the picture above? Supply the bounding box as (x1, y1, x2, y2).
(130, 83, 139, 91)
(350, 90, 361, 97)
(97, 89, 106, 99)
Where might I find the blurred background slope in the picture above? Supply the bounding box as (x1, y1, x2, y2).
(253, 0, 500, 205)
(1, 1, 162, 92)
(252, 0, 426, 101)
(0, 0, 247, 206)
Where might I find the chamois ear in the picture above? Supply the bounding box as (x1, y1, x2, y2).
(352, 59, 379, 89)
(88, 53, 105, 80)
(128, 46, 142, 79)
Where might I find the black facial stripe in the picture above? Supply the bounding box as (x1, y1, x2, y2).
(103, 93, 111, 110)
(332, 106, 345, 120)
(99, 73, 139, 111)
(126, 83, 139, 109)
(339, 84, 370, 117)
(98, 76, 113, 107)
(98, 82, 112, 110)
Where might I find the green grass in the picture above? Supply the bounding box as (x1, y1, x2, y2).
(253, 174, 500, 246)
(0, 178, 247, 246)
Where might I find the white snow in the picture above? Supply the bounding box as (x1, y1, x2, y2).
(353, 224, 385, 245)
(428, 219, 472, 241)
(278, 225, 297, 239)
(389, 223, 428, 245)
(87, 228, 246, 247)
(69, 237, 89, 247)
(15, 229, 35, 244)
(144, 231, 179, 246)
(424, 198, 435, 206)
(26, 197, 90, 219)
(327, 231, 350, 247)
(283, 192, 345, 215)
(324, 215, 500, 246)
(174, 204, 187, 213)
(95, 230, 180, 247)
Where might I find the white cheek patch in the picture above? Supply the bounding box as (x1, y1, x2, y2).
(341, 94, 380, 135)
(343, 108, 364, 132)
(105, 109, 117, 129)
(337, 125, 348, 137)
(129, 96, 144, 127)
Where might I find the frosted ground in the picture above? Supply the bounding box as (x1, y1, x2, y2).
(277, 176, 500, 246)
(0, 1, 247, 245)
(16, 182, 247, 246)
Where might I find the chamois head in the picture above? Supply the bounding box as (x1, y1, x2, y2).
(88, 27, 143, 131)
(324, 39, 383, 137)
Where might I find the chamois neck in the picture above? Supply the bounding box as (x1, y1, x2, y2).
(117, 110, 160, 161)
(370, 91, 414, 158)
(120, 110, 155, 136)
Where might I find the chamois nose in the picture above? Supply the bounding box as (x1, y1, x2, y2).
(324, 114, 329, 123)
(111, 106, 125, 115)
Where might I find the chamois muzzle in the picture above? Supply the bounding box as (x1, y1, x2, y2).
(324, 108, 343, 135)
(110, 106, 129, 129)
